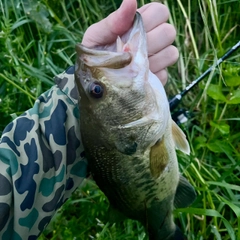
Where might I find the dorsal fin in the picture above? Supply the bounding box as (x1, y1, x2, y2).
(171, 120, 190, 155)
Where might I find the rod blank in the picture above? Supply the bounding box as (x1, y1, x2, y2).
(169, 41, 240, 111)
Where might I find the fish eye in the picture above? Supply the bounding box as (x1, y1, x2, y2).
(89, 82, 104, 98)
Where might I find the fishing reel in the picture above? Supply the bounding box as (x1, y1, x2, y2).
(171, 108, 191, 125)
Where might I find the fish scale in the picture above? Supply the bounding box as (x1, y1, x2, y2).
(94, 153, 156, 214)
(75, 12, 196, 240)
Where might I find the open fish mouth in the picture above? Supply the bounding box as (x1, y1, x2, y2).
(75, 12, 147, 68)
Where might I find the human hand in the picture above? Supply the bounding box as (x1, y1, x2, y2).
(81, 0, 178, 85)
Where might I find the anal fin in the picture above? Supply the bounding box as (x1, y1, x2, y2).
(174, 175, 196, 209)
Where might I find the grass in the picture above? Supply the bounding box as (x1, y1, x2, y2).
(0, 0, 240, 239)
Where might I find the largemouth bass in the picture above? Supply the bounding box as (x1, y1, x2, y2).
(75, 12, 196, 240)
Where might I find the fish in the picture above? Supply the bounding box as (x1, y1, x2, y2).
(74, 12, 196, 240)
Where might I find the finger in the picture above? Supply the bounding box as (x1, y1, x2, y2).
(147, 23, 176, 56)
(149, 45, 179, 73)
(155, 69, 168, 86)
(138, 3, 169, 32)
(82, 0, 137, 47)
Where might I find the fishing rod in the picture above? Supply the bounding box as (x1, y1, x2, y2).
(169, 41, 240, 124)
(169, 41, 240, 111)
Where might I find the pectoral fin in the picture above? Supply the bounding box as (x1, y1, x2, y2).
(172, 120, 190, 155)
(174, 175, 196, 209)
(150, 137, 169, 179)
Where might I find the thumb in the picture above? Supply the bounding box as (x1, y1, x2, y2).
(82, 0, 137, 47)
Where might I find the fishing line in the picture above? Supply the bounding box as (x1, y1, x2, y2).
(169, 41, 240, 112)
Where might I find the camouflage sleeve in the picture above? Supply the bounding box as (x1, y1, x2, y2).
(0, 66, 87, 239)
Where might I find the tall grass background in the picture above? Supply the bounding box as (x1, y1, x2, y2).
(0, 0, 240, 239)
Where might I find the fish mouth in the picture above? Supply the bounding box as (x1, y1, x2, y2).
(75, 12, 147, 69)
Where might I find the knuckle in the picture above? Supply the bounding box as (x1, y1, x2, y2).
(166, 45, 179, 63)
(155, 3, 170, 19)
(161, 23, 177, 43)
(147, 3, 170, 21)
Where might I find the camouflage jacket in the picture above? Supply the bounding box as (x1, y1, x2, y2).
(0, 66, 88, 239)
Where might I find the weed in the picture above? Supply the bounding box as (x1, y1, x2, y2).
(1, 0, 239, 239)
